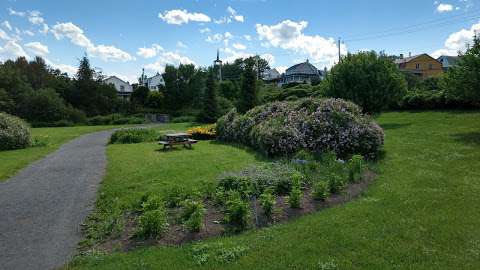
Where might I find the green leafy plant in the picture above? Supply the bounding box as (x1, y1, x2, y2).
(223, 192, 250, 232)
(181, 199, 206, 232)
(313, 181, 330, 201)
(141, 195, 163, 212)
(259, 189, 276, 219)
(347, 155, 365, 183)
(288, 173, 303, 208)
(327, 172, 345, 194)
(136, 208, 168, 239)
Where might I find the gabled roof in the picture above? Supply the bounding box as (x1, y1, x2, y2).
(394, 53, 439, 64)
(437, 55, 460, 66)
(104, 75, 129, 84)
(286, 61, 319, 75)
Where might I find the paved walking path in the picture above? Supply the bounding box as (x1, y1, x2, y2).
(0, 130, 112, 270)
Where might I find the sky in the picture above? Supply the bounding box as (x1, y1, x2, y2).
(0, 0, 479, 83)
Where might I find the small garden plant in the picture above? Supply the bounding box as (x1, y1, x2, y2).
(259, 189, 276, 219)
(223, 192, 251, 233)
(181, 199, 206, 232)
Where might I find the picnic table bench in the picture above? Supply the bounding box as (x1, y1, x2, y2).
(159, 133, 197, 150)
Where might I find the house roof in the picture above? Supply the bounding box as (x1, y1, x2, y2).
(286, 61, 319, 75)
(394, 53, 439, 64)
(437, 55, 460, 66)
(104, 76, 128, 84)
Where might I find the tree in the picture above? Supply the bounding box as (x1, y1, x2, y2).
(198, 71, 218, 123)
(17, 88, 68, 123)
(146, 91, 164, 110)
(442, 34, 480, 106)
(131, 86, 150, 106)
(323, 51, 407, 113)
(237, 64, 257, 113)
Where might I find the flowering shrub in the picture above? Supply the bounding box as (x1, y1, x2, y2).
(0, 112, 31, 151)
(187, 124, 216, 140)
(216, 98, 384, 158)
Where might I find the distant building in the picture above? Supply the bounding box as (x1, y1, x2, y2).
(394, 53, 443, 78)
(282, 60, 324, 85)
(213, 49, 222, 81)
(138, 69, 165, 91)
(262, 68, 281, 82)
(437, 55, 460, 71)
(103, 76, 133, 99)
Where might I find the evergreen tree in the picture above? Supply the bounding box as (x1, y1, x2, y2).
(238, 64, 257, 113)
(198, 71, 218, 123)
(442, 34, 480, 106)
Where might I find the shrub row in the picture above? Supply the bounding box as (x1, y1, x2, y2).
(217, 98, 384, 159)
(187, 124, 216, 140)
(109, 128, 159, 144)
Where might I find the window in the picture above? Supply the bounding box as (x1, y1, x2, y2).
(120, 85, 125, 91)
(415, 63, 420, 70)
(429, 64, 433, 70)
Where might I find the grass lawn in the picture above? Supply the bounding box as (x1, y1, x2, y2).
(0, 123, 192, 182)
(70, 111, 480, 270)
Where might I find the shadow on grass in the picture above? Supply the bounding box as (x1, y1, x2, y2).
(451, 132, 480, 146)
(208, 140, 272, 162)
(380, 123, 412, 130)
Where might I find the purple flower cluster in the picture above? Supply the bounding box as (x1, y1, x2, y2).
(216, 98, 384, 158)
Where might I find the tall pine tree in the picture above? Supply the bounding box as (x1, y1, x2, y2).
(238, 64, 257, 113)
(198, 70, 218, 123)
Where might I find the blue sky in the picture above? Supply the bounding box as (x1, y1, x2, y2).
(0, 0, 479, 83)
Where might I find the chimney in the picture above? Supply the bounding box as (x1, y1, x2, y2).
(409, 52, 412, 57)
(400, 54, 404, 59)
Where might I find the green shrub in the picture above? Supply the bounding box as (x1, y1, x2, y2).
(31, 135, 49, 147)
(217, 175, 252, 200)
(0, 112, 31, 151)
(163, 185, 192, 208)
(141, 195, 163, 212)
(313, 181, 330, 201)
(259, 190, 276, 219)
(109, 128, 159, 144)
(288, 185, 303, 209)
(181, 199, 206, 232)
(224, 192, 250, 233)
(217, 98, 384, 159)
(136, 208, 168, 239)
(347, 155, 365, 183)
(327, 173, 345, 194)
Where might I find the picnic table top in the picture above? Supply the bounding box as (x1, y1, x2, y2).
(165, 133, 190, 137)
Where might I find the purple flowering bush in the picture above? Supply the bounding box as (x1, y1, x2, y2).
(216, 98, 384, 158)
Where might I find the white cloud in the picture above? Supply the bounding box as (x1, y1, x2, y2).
(232, 42, 246, 50)
(215, 6, 245, 24)
(23, 30, 35, 36)
(136, 44, 163, 58)
(432, 21, 480, 57)
(256, 20, 345, 68)
(144, 51, 196, 73)
(28, 10, 44, 25)
(200, 27, 211, 34)
(158, 9, 211, 25)
(222, 47, 254, 63)
(8, 8, 26, 17)
(177, 41, 187, 48)
(261, 53, 275, 65)
(206, 32, 233, 46)
(1, 21, 12, 31)
(0, 40, 28, 61)
(49, 61, 77, 75)
(0, 29, 12, 41)
(275, 66, 288, 74)
(244, 35, 252, 41)
(52, 22, 133, 62)
(436, 3, 454, 12)
(24, 41, 49, 56)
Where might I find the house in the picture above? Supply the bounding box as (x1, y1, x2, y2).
(103, 76, 133, 99)
(138, 69, 165, 91)
(394, 53, 443, 78)
(437, 55, 460, 71)
(282, 60, 324, 85)
(262, 68, 281, 82)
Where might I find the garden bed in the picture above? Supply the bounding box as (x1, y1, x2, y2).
(92, 170, 375, 252)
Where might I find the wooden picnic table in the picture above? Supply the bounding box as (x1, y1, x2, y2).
(159, 133, 198, 150)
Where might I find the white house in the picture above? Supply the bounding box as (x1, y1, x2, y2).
(262, 68, 281, 82)
(139, 70, 165, 91)
(437, 55, 460, 71)
(103, 76, 133, 99)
